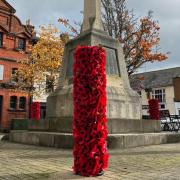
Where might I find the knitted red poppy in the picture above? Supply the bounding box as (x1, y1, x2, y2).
(73, 46, 109, 176)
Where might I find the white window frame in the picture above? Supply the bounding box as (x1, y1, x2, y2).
(0, 65, 4, 80)
(152, 89, 166, 103)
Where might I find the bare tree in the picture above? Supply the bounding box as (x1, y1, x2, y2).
(59, 0, 168, 76)
(101, 0, 168, 75)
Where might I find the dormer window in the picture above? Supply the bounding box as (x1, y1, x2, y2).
(0, 32, 3, 47)
(18, 38, 26, 50)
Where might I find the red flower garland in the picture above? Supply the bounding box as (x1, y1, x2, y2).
(148, 99, 160, 120)
(73, 46, 109, 177)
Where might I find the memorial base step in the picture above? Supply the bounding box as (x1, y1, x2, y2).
(9, 131, 180, 149)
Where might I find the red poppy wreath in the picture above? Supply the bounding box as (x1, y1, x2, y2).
(73, 46, 109, 177)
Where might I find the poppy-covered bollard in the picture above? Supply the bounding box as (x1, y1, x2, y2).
(30, 102, 40, 120)
(148, 99, 160, 120)
(73, 46, 109, 177)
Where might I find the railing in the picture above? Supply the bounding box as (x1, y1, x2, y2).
(161, 115, 180, 132)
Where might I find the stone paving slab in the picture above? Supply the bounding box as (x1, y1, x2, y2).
(0, 141, 180, 179)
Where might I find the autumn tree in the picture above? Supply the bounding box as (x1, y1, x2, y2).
(59, 0, 168, 76)
(16, 25, 65, 96)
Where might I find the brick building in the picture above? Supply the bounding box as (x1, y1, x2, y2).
(0, 0, 34, 130)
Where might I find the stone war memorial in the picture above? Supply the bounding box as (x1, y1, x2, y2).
(47, 0, 143, 131)
(46, 0, 160, 134)
(10, 0, 164, 149)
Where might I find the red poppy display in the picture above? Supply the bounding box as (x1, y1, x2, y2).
(30, 102, 40, 120)
(73, 46, 109, 177)
(148, 99, 160, 120)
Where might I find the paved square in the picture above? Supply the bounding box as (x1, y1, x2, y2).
(0, 140, 180, 179)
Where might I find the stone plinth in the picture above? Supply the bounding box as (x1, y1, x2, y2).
(28, 119, 160, 134)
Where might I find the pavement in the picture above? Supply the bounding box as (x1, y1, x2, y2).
(0, 140, 180, 180)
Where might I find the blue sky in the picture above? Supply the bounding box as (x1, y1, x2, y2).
(7, 0, 180, 72)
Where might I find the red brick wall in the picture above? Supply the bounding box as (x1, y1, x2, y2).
(0, 60, 18, 82)
(0, 0, 33, 129)
(0, 15, 8, 26)
(0, 89, 29, 129)
(4, 34, 15, 49)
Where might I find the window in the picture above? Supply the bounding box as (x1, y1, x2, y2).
(40, 103, 46, 119)
(0, 65, 4, 80)
(10, 96, 17, 109)
(179, 110, 180, 116)
(0, 32, 3, 47)
(19, 97, 26, 110)
(11, 68, 18, 82)
(11, 68, 18, 75)
(18, 38, 26, 50)
(152, 89, 166, 103)
(160, 104, 166, 109)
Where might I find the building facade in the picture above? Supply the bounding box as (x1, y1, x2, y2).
(131, 67, 180, 117)
(0, 0, 34, 129)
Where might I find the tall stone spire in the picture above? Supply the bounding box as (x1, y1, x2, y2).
(81, 0, 104, 32)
